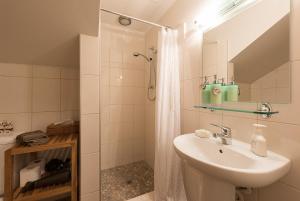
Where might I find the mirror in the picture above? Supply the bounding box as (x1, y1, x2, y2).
(202, 0, 290, 104)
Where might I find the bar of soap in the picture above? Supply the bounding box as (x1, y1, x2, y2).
(195, 129, 212, 138)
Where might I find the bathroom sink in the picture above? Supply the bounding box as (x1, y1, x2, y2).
(173, 134, 291, 187)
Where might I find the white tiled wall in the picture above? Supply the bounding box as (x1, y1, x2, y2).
(100, 23, 146, 170)
(0, 63, 79, 132)
(80, 34, 100, 201)
(177, 1, 300, 201)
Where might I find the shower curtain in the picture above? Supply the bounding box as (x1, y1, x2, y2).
(154, 28, 186, 201)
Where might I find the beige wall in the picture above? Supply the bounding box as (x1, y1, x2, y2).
(0, 63, 79, 132)
(100, 24, 146, 169)
(146, 0, 300, 200)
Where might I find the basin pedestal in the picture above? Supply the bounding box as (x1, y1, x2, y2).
(182, 161, 235, 201)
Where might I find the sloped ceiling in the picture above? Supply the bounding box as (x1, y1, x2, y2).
(232, 14, 289, 83)
(101, 0, 176, 32)
(0, 0, 100, 67)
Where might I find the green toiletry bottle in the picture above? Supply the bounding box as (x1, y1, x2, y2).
(220, 78, 228, 102)
(210, 75, 222, 105)
(227, 81, 239, 102)
(201, 77, 211, 104)
(202, 84, 211, 104)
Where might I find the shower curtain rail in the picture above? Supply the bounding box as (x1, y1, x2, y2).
(100, 8, 173, 30)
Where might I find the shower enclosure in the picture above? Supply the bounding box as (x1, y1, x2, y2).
(100, 11, 158, 201)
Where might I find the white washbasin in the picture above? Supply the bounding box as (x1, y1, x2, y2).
(173, 133, 291, 187)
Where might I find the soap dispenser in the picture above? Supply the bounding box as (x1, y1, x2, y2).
(220, 78, 228, 102)
(201, 76, 211, 104)
(227, 80, 239, 102)
(251, 124, 267, 157)
(210, 75, 222, 104)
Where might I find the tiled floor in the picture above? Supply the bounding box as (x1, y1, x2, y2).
(126, 192, 154, 201)
(101, 161, 154, 201)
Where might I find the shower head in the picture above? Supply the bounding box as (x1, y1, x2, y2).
(133, 52, 140, 57)
(133, 52, 151, 62)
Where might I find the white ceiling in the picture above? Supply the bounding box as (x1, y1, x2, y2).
(100, 0, 176, 32)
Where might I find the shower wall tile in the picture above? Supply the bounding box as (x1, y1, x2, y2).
(81, 191, 100, 201)
(80, 75, 100, 114)
(133, 139, 145, 161)
(133, 87, 145, 105)
(110, 48, 123, 64)
(100, 24, 146, 170)
(109, 86, 123, 105)
(109, 105, 134, 123)
(132, 70, 145, 87)
(110, 67, 123, 86)
(101, 46, 110, 66)
(134, 105, 145, 140)
(80, 114, 100, 154)
(80, 152, 100, 195)
(80, 35, 100, 76)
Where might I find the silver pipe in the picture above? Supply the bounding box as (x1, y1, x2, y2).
(100, 8, 173, 30)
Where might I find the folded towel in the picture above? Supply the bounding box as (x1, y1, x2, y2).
(16, 130, 49, 146)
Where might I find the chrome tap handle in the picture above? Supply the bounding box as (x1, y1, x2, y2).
(210, 123, 231, 136)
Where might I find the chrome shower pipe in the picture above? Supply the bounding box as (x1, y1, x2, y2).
(100, 8, 173, 30)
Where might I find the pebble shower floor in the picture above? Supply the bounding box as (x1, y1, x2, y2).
(101, 161, 154, 201)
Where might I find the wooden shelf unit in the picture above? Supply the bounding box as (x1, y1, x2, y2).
(4, 133, 78, 201)
(13, 183, 71, 201)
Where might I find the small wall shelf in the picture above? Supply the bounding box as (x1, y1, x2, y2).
(194, 103, 279, 118)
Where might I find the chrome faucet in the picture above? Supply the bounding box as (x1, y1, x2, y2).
(210, 123, 232, 145)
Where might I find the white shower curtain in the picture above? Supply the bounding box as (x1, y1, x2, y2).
(154, 28, 186, 201)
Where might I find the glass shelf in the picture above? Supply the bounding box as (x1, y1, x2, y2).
(194, 105, 279, 116)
